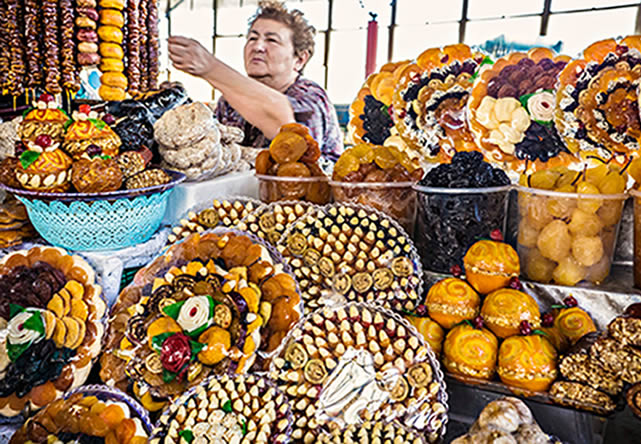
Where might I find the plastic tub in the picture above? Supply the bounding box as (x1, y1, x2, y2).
(330, 180, 417, 233)
(256, 174, 330, 204)
(414, 184, 511, 274)
(630, 189, 641, 288)
(516, 185, 627, 286)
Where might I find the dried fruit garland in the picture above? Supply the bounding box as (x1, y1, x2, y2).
(23, 0, 43, 88)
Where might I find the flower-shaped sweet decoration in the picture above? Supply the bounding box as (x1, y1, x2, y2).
(3, 306, 46, 363)
(555, 36, 641, 165)
(468, 47, 576, 173)
(392, 44, 487, 162)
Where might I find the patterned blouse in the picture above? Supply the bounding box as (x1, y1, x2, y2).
(214, 76, 343, 162)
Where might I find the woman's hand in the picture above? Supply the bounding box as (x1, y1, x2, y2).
(168, 36, 217, 78)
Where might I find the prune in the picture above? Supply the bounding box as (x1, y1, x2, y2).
(537, 58, 556, 70)
(360, 95, 394, 145)
(517, 58, 535, 68)
(514, 122, 568, 162)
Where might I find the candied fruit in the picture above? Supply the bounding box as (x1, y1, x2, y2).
(576, 182, 602, 213)
(597, 200, 624, 226)
(269, 132, 308, 163)
(524, 249, 556, 283)
(598, 171, 626, 194)
(584, 164, 609, 186)
(586, 256, 611, 284)
(526, 196, 554, 230)
(547, 186, 577, 219)
(99, 404, 126, 428)
(568, 208, 603, 236)
(351, 144, 376, 163)
(537, 220, 571, 262)
(571, 235, 604, 267)
(530, 170, 560, 190)
(334, 153, 361, 178)
(553, 256, 587, 286)
(629, 157, 641, 185)
(373, 146, 398, 169)
(517, 219, 540, 248)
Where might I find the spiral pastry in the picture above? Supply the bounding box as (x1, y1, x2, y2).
(554, 306, 596, 346)
(43, 0, 62, 94)
(480, 288, 541, 339)
(406, 315, 445, 355)
(138, 0, 149, 91)
(443, 323, 498, 380)
(6, 0, 25, 96)
(125, 0, 141, 94)
(147, 0, 159, 90)
(497, 335, 558, 392)
(23, 0, 43, 88)
(60, 0, 79, 92)
(0, 0, 9, 90)
(426, 277, 480, 329)
(463, 240, 520, 295)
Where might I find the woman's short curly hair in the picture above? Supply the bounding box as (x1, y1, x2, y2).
(249, 1, 316, 71)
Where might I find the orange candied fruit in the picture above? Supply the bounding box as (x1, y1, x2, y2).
(373, 146, 398, 170)
(334, 153, 361, 178)
(351, 143, 375, 163)
(99, 404, 126, 429)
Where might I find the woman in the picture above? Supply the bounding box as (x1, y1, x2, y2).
(168, 1, 343, 161)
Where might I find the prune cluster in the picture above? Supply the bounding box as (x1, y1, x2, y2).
(0, 339, 75, 397)
(486, 57, 567, 99)
(416, 152, 510, 273)
(515, 122, 569, 162)
(360, 95, 394, 145)
(0, 262, 66, 319)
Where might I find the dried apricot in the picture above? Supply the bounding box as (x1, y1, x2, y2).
(280, 122, 309, 137)
(255, 150, 273, 175)
(147, 317, 182, 348)
(89, 414, 110, 437)
(29, 381, 57, 407)
(116, 418, 136, 442)
(334, 153, 361, 178)
(373, 146, 398, 169)
(270, 132, 308, 163)
(277, 162, 311, 178)
(197, 326, 231, 365)
(221, 235, 254, 267)
(300, 135, 321, 163)
(269, 294, 299, 331)
(100, 404, 126, 428)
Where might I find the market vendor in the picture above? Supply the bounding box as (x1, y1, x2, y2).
(168, 0, 343, 161)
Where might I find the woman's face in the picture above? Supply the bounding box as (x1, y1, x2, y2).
(244, 18, 303, 85)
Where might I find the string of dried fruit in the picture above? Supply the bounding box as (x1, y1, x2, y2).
(0, 0, 10, 91)
(126, 0, 141, 94)
(76, 0, 101, 67)
(138, 0, 149, 91)
(23, 0, 43, 88)
(6, 0, 25, 96)
(60, 0, 80, 92)
(42, 0, 62, 94)
(147, 0, 159, 90)
(97, 0, 127, 100)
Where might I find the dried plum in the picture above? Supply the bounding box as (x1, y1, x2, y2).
(360, 95, 394, 145)
(514, 122, 569, 162)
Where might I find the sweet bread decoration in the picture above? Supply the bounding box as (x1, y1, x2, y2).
(442, 319, 498, 380)
(468, 47, 577, 173)
(480, 288, 541, 339)
(551, 296, 597, 346)
(425, 277, 480, 329)
(393, 44, 486, 162)
(556, 36, 641, 164)
(0, 246, 105, 417)
(497, 330, 558, 392)
(463, 239, 520, 294)
(63, 104, 122, 159)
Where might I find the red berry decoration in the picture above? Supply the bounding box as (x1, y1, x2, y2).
(415, 304, 428, 316)
(35, 134, 52, 148)
(473, 315, 485, 329)
(78, 104, 92, 114)
(85, 144, 102, 158)
(519, 320, 532, 336)
(542, 312, 555, 327)
(508, 277, 523, 290)
(450, 264, 462, 277)
(102, 113, 116, 125)
(39, 93, 54, 103)
(490, 229, 504, 241)
(563, 296, 578, 308)
(14, 142, 26, 156)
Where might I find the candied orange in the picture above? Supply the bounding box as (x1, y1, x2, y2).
(373, 146, 398, 169)
(198, 326, 231, 365)
(116, 418, 136, 442)
(255, 150, 273, 175)
(100, 404, 126, 429)
(270, 132, 308, 163)
(334, 153, 361, 178)
(147, 317, 182, 348)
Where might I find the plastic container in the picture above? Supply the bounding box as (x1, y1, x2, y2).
(516, 185, 627, 286)
(630, 189, 641, 288)
(257, 174, 330, 204)
(4, 170, 185, 251)
(330, 180, 417, 233)
(414, 184, 511, 274)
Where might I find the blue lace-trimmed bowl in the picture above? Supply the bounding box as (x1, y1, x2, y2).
(2, 170, 185, 251)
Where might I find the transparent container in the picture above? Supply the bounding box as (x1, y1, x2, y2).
(257, 174, 330, 204)
(516, 185, 627, 286)
(630, 189, 641, 288)
(414, 184, 511, 274)
(330, 180, 417, 233)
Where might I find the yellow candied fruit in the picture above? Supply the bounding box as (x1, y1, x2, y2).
(629, 157, 641, 185)
(598, 171, 626, 194)
(373, 146, 398, 170)
(529, 169, 560, 190)
(351, 143, 375, 163)
(334, 153, 361, 178)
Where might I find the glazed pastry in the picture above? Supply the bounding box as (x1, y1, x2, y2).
(71, 156, 123, 193)
(443, 322, 498, 380)
(405, 315, 445, 355)
(608, 303, 641, 347)
(549, 381, 616, 414)
(0, 247, 105, 417)
(271, 303, 448, 443)
(100, 231, 302, 411)
(63, 105, 122, 159)
(277, 204, 422, 314)
(100, 57, 125, 73)
(10, 388, 149, 443)
(463, 239, 520, 295)
(149, 374, 291, 444)
(554, 305, 596, 345)
(468, 47, 576, 173)
(15, 130, 73, 193)
(497, 334, 558, 392)
(559, 333, 622, 396)
(102, 71, 128, 89)
(425, 277, 480, 329)
(167, 198, 260, 245)
(348, 61, 409, 146)
(392, 44, 485, 162)
(19, 94, 69, 145)
(480, 288, 541, 338)
(555, 36, 641, 164)
(319, 421, 424, 444)
(236, 201, 313, 246)
(591, 336, 641, 384)
(100, 42, 124, 59)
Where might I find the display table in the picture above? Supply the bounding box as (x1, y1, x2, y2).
(162, 171, 259, 224)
